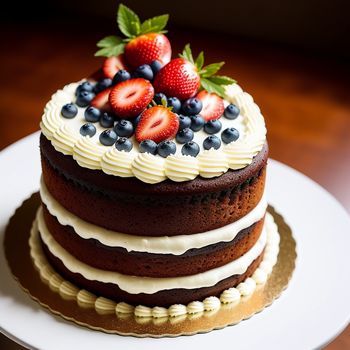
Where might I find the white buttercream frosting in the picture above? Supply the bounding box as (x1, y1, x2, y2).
(29, 211, 280, 318)
(36, 206, 267, 294)
(40, 178, 267, 255)
(40, 81, 266, 184)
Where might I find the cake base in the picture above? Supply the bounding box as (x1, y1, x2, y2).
(4, 193, 296, 337)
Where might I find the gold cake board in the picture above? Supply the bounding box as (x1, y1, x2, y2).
(4, 193, 296, 337)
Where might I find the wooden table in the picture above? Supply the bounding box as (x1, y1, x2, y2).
(0, 24, 349, 349)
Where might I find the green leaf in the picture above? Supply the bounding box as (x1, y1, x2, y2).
(117, 4, 141, 38)
(179, 44, 194, 63)
(208, 75, 236, 85)
(141, 14, 169, 34)
(195, 51, 204, 70)
(96, 35, 122, 48)
(200, 62, 225, 78)
(200, 78, 226, 98)
(94, 43, 125, 57)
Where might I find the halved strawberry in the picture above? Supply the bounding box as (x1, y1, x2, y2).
(125, 33, 171, 69)
(136, 106, 179, 143)
(102, 55, 127, 79)
(109, 78, 154, 118)
(90, 87, 113, 112)
(196, 90, 224, 121)
(153, 58, 200, 100)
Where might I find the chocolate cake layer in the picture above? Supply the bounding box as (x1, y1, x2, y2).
(42, 204, 264, 278)
(40, 134, 268, 236)
(41, 238, 264, 307)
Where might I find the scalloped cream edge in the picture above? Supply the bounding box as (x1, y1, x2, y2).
(29, 212, 280, 318)
(40, 82, 267, 184)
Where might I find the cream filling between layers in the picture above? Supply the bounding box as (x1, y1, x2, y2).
(40, 178, 267, 255)
(30, 212, 280, 317)
(37, 207, 267, 294)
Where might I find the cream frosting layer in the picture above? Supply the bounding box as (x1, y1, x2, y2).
(36, 206, 267, 294)
(40, 81, 266, 184)
(29, 212, 280, 317)
(40, 178, 267, 255)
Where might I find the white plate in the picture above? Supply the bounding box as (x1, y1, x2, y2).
(0, 132, 350, 350)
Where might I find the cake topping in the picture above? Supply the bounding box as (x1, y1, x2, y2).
(90, 87, 112, 112)
(99, 112, 114, 128)
(181, 141, 200, 157)
(84, 106, 101, 123)
(181, 97, 203, 116)
(76, 90, 95, 107)
(221, 127, 240, 144)
(61, 103, 78, 119)
(157, 140, 177, 158)
(115, 137, 133, 152)
(204, 119, 222, 134)
(135, 105, 179, 143)
(176, 128, 194, 144)
(133, 64, 154, 81)
(99, 129, 117, 146)
(167, 96, 181, 113)
(95, 4, 171, 68)
(178, 115, 191, 131)
(109, 78, 154, 118)
(112, 69, 131, 85)
(224, 103, 240, 120)
(80, 123, 96, 137)
(203, 135, 221, 150)
(189, 114, 205, 131)
(139, 139, 158, 155)
(114, 119, 134, 137)
(101, 55, 127, 79)
(196, 90, 225, 121)
(94, 78, 113, 94)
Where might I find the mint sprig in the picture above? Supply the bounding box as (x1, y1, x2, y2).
(179, 44, 237, 98)
(95, 4, 169, 57)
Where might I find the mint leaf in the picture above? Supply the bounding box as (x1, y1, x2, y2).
(200, 78, 226, 98)
(95, 43, 125, 57)
(195, 51, 204, 70)
(96, 35, 122, 48)
(200, 62, 225, 78)
(117, 4, 141, 38)
(179, 44, 194, 64)
(141, 14, 169, 34)
(208, 75, 236, 85)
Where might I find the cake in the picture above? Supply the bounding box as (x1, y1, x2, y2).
(31, 4, 280, 318)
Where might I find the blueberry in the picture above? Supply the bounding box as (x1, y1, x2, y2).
(133, 64, 154, 81)
(167, 97, 181, 113)
(176, 128, 194, 144)
(203, 135, 221, 150)
(84, 106, 101, 122)
(204, 119, 222, 134)
(76, 90, 95, 107)
(139, 139, 158, 154)
(182, 98, 203, 116)
(150, 60, 163, 75)
(76, 81, 94, 96)
(80, 123, 96, 137)
(182, 141, 200, 157)
(100, 112, 114, 128)
(115, 137, 133, 152)
(132, 115, 142, 127)
(157, 140, 176, 158)
(224, 104, 240, 120)
(221, 127, 240, 144)
(99, 129, 117, 146)
(94, 78, 112, 94)
(154, 93, 167, 106)
(178, 115, 191, 130)
(114, 119, 134, 137)
(190, 115, 205, 131)
(61, 103, 78, 119)
(112, 70, 131, 85)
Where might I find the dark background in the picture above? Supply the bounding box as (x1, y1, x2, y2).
(0, 1, 349, 349)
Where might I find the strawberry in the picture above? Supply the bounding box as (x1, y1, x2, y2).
(88, 69, 105, 82)
(90, 87, 113, 112)
(153, 58, 200, 100)
(95, 5, 171, 70)
(102, 55, 127, 79)
(136, 106, 179, 143)
(125, 33, 171, 69)
(153, 44, 237, 101)
(109, 78, 154, 118)
(196, 90, 225, 121)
